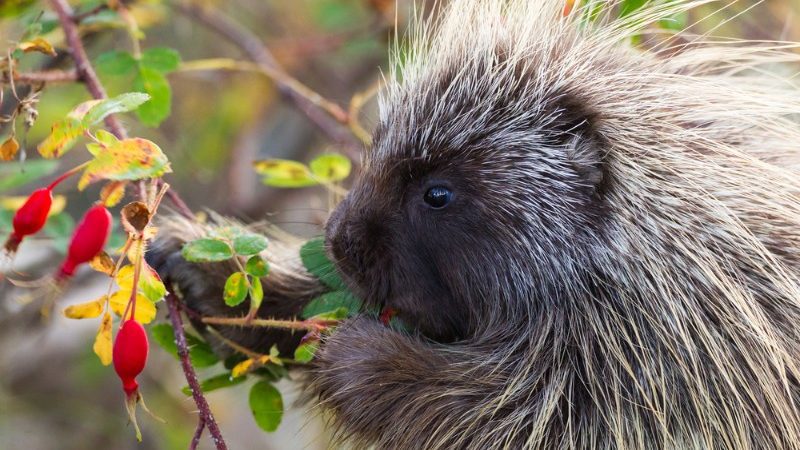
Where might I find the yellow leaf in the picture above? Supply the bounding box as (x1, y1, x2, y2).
(231, 358, 255, 378)
(253, 159, 317, 188)
(78, 138, 171, 190)
(0, 195, 66, 216)
(100, 181, 127, 207)
(64, 296, 106, 319)
(109, 290, 157, 324)
(37, 117, 84, 159)
(89, 252, 115, 275)
(1, 136, 19, 161)
(94, 312, 113, 366)
(19, 37, 57, 57)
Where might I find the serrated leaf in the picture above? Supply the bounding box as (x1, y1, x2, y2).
(63, 296, 106, 319)
(19, 37, 56, 56)
(224, 272, 249, 307)
(82, 92, 150, 127)
(0, 160, 58, 192)
(133, 66, 171, 127)
(245, 255, 269, 277)
(309, 153, 351, 182)
(1, 136, 20, 161)
(300, 237, 346, 290)
(115, 264, 166, 303)
(249, 381, 283, 432)
(294, 340, 318, 363)
(95, 50, 137, 76)
(78, 137, 171, 189)
(302, 290, 361, 319)
(37, 117, 84, 158)
(109, 290, 156, 324)
(182, 238, 233, 262)
(232, 233, 269, 256)
(150, 323, 219, 368)
(253, 159, 318, 188)
(181, 373, 245, 396)
(93, 312, 113, 365)
(140, 47, 180, 73)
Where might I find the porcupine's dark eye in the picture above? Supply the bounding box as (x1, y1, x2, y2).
(423, 186, 453, 209)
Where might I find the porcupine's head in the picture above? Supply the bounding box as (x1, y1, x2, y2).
(326, 0, 800, 361)
(318, 1, 800, 447)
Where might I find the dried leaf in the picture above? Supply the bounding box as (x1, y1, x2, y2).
(100, 181, 127, 207)
(19, 37, 56, 56)
(78, 138, 171, 190)
(64, 296, 106, 319)
(93, 311, 113, 365)
(309, 153, 351, 183)
(0, 136, 19, 161)
(89, 251, 115, 275)
(121, 201, 151, 235)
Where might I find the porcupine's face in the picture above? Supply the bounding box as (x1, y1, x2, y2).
(327, 67, 608, 342)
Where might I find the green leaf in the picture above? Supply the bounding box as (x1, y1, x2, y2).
(250, 277, 264, 310)
(300, 237, 346, 290)
(245, 255, 269, 277)
(181, 372, 245, 396)
(140, 47, 181, 73)
(249, 381, 283, 432)
(253, 159, 318, 188)
(134, 66, 171, 127)
(82, 92, 150, 127)
(302, 290, 361, 319)
(0, 160, 59, 192)
(150, 323, 219, 368)
(293, 341, 318, 363)
(95, 51, 137, 76)
(309, 153, 351, 183)
(182, 238, 234, 262)
(232, 233, 269, 256)
(224, 272, 249, 307)
(620, 0, 648, 17)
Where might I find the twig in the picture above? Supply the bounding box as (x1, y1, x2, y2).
(167, 293, 228, 450)
(3, 69, 78, 85)
(189, 417, 205, 450)
(49, 0, 194, 220)
(202, 315, 336, 331)
(172, 1, 364, 156)
(49, 0, 127, 140)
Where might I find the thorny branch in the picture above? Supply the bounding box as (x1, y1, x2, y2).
(168, 294, 228, 450)
(172, 0, 366, 157)
(48, 1, 224, 447)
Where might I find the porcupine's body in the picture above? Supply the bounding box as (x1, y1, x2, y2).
(148, 1, 800, 448)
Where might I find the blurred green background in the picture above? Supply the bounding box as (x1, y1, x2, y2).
(1, 0, 799, 448)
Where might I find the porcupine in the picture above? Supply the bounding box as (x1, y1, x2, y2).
(147, 0, 800, 448)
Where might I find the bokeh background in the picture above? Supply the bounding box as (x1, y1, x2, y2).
(1, 0, 799, 448)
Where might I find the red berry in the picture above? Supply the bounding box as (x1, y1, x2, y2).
(113, 319, 149, 397)
(58, 205, 112, 278)
(4, 188, 53, 253)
